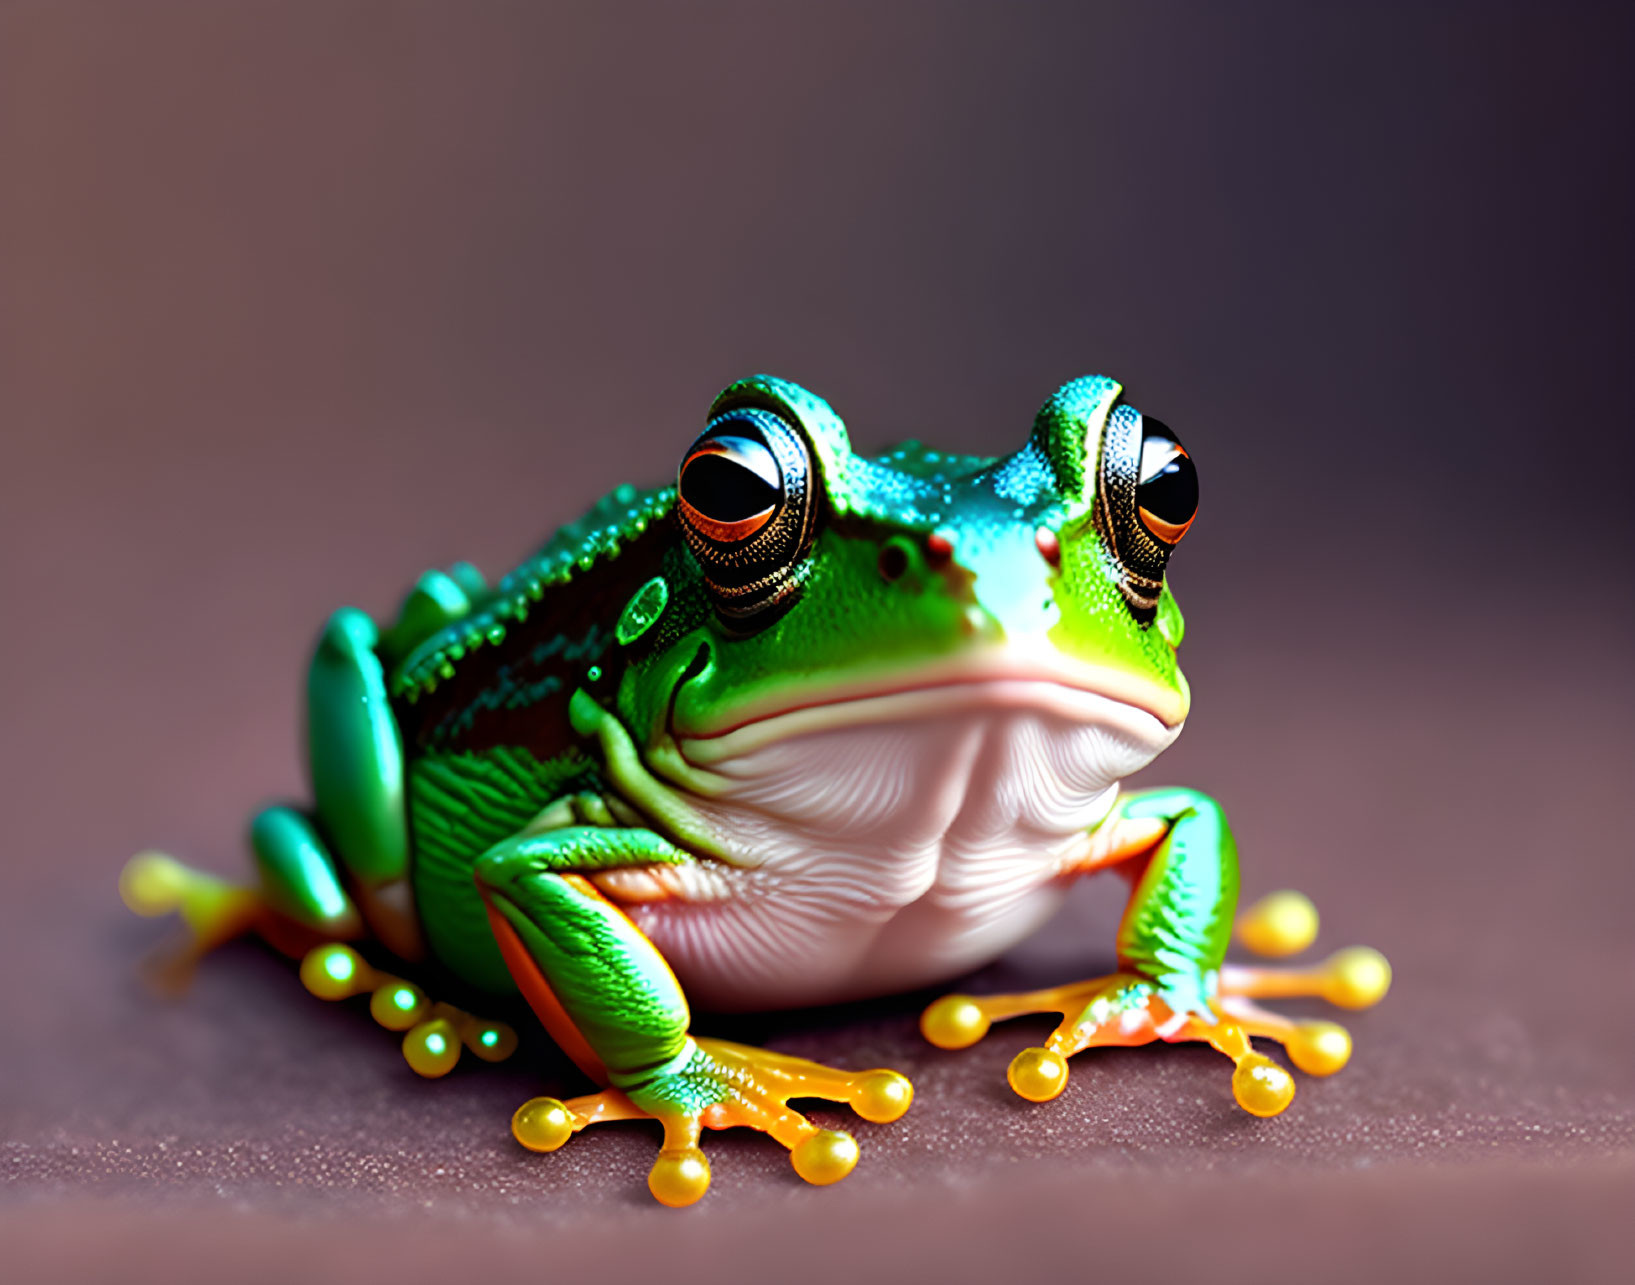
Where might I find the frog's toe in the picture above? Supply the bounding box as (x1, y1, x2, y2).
(920, 974, 1130, 1054)
(925, 972, 1324, 1118)
(849, 1068, 914, 1123)
(120, 851, 263, 989)
(120, 851, 200, 919)
(1007, 1047, 1070, 1102)
(1217, 995, 1355, 1077)
(511, 1097, 580, 1153)
(922, 971, 1156, 1072)
(790, 1129, 859, 1186)
(510, 1087, 721, 1206)
(920, 994, 992, 1049)
(1324, 947, 1393, 1009)
(697, 1093, 858, 1191)
(1204, 945, 1386, 1089)
(299, 943, 517, 1077)
(119, 851, 260, 945)
(1231, 1052, 1297, 1116)
(685, 1037, 902, 1185)
(402, 1018, 462, 1077)
(508, 1038, 911, 1205)
(649, 1146, 712, 1207)
(1220, 945, 1392, 1010)
(1234, 889, 1320, 958)
(1163, 1014, 1299, 1118)
(1285, 1020, 1352, 1076)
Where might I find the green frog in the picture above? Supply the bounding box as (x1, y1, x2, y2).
(121, 373, 1390, 1206)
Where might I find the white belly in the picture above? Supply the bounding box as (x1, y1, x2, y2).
(620, 686, 1177, 1010)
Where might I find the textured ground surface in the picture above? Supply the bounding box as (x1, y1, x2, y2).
(5, 623, 1633, 1283)
(3, 3, 1632, 1282)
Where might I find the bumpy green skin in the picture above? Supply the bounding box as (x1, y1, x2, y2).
(263, 374, 1237, 1106)
(476, 827, 692, 1078)
(1114, 788, 1239, 1019)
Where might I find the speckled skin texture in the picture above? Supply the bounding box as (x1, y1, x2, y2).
(3, 2, 1633, 1282)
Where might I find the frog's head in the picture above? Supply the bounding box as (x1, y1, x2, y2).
(619, 374, 1197, 809)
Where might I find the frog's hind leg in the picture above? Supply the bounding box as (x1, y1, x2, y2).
(119, 804, 364, 988)
(293, 603, 521, 1075)
(121, 817, 520, 1076)
(304, 606, 420, 960)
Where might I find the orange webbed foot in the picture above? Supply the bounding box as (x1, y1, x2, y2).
(922, 890, 1389, 1117)
(511, 1036, 913, 1206)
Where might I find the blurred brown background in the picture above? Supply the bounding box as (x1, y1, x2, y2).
(2, 3, 1632, 1282)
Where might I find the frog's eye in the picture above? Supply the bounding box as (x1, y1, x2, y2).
(678, 435, 781, 542)
(1135, 418, 1198, 544)
(1094, 404, 1198, 619)
(676, 405, 819, 622)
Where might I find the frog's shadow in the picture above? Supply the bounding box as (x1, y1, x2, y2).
(701, 947, 1125, 1049)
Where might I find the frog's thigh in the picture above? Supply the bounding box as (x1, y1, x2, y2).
(473, 827, 691, 1083)
(306, 607, 423, 956)
(307, 608, 408, 884)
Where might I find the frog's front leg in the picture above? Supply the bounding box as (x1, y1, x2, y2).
(921, 787, 1391, 1117)
(474, 826, 914, 1207)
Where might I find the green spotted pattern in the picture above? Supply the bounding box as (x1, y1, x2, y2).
(393, 484, 674, 703)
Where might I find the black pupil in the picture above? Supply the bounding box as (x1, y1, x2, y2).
(1136, 417, 1198, 526)
(681, 437, 780, 522)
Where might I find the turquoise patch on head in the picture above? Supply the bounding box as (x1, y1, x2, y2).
(617, 576, 670, 645)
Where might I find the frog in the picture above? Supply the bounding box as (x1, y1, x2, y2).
(121, 373, 1391, 1207)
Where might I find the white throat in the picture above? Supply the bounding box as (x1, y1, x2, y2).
(616, 683, 1179, 1011)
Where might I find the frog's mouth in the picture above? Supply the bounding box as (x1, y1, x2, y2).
(671, 645, 1186, 768)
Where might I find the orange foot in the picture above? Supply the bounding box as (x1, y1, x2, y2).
(511, 1036, 913, 1207)
(921, 890, 1390, 1116)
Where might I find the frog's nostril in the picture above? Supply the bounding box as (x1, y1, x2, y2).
(925, 530, 956, 564)
(878, 542, 910, 583)
(1035, 527, 1061, 567)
